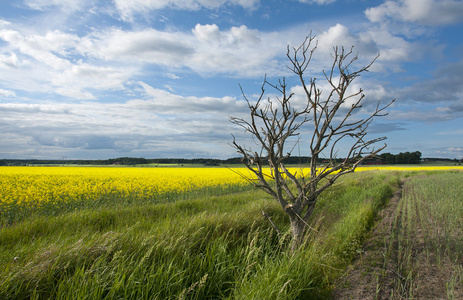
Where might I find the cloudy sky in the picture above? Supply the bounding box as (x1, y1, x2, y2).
(0, 0, 462, 160)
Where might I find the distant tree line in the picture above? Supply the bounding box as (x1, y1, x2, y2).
(0, 157, 235, 166)
(2, 152, 461, 167)
(379, 151, 422, 164)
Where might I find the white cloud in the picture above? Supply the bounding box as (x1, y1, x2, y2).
(0, 27, 137, 99)
(0, 88, 16, 97)
(53, 64, 129, 94)
(0, 29, 79, 70)
(113, 0, 260, 22)
(82, 28, 195, 67)
(188, 24, 281, 76)
(192, 23, 221, 42)
(317, 24, 378, 57)
(365, 29, 419, 71)
(82, 24, 285, 77)
(0, 52, 19, 68)
(314, 24, 417, 73)
(365, 0, 463, 25)
(315, 23, 419, 71)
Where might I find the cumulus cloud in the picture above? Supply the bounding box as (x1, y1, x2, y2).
(0, 27, 137, 99)
(317, 24, 379, 57)
(308, 23, 421, 74)
(365, 0, 463, 25)
(314, 23, 425, 74)
(192, 23, 222, 42)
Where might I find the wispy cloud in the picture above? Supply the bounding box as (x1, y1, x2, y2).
(297, 0, 336, 5)
(112, 0, 260, 22)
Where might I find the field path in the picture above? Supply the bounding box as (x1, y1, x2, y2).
(331, 182, 404, 299)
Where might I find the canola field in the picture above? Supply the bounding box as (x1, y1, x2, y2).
(1, 165, 462, 225)
(0, 167, 249, 225)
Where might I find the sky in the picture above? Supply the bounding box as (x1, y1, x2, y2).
(0, 0, 462, 160)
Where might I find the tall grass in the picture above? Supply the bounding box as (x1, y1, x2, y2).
(0, 170, 400, 299)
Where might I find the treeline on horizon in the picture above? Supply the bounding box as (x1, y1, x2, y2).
(379, 151, 422, 164)
(0, 151, 461, 166)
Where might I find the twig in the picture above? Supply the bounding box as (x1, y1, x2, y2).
(262, 211, 281, 236)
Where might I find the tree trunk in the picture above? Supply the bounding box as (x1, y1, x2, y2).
(290, 217, 306, 253)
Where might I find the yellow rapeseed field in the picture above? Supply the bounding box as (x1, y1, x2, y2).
(1, 165, 462, 224)
(0, 167, 248, 208)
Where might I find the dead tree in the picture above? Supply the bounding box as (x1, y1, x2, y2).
(230, 34, 394, 252)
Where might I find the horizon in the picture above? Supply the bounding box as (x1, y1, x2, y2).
(3, 152, 461, 162)
(1, 1, 462, 160)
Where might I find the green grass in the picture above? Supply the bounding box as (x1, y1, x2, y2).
(0, 171, 401, 299)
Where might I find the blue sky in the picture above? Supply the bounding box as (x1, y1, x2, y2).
(0, 0, 462, 160)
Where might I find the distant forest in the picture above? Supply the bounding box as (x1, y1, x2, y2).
(0, 151, 461, 166)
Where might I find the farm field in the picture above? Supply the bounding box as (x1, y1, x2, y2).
(0, 167, 250, 226)
(333, 169, 463, 299)
(383, 171, 463, 299)
(0, 166, 462, 299)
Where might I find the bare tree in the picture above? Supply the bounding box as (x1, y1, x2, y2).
(230, 34, 394, 252)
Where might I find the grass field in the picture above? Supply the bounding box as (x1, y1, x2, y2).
(0, 166, 462, 299)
